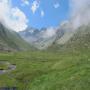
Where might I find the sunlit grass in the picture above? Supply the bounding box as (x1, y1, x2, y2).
(0, 50, 90, 90)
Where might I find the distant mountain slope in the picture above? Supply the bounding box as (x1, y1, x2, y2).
(19, 27, 58, 50)
(48, 25, 90, 52)
(0, 23, 34, 52)
(64, 25, 90, 50)
(55, 21, 75, 45)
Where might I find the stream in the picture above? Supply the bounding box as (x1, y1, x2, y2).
(0, 61, 16, 74)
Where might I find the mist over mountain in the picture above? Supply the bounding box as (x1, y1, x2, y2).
(19, 27, 58, 49)
(70, 0, 90, 29)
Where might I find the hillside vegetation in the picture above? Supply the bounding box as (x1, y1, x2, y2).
(0, 23, 34, 52)
(0, 50, 90, 90)
(48, 25, 90, 52)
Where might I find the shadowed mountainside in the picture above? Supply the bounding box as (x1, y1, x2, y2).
(0, 23, 34, 52)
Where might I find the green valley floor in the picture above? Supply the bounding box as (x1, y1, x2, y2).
(0, 50, 90, 90)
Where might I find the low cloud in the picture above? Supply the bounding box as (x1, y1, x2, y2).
(0, 0, 28, 32)
(70, 0, 90, 29)
(31, 0, 40, 14)
(42, 27, 57, 38)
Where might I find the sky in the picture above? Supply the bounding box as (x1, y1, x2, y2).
(12, 0, 69, 29)
(0, 0, 90, 32)
(0, 0, 69, 31)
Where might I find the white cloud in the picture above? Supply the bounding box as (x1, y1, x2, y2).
(0, 0, 28, 32)
(70, 0, 90, 29)
(31, 0, 40, 14)
(54, 3, 60, 9)
(42, 27, 57, 38)
(41, 10, 44, 17)
(22, 0, 29, 6)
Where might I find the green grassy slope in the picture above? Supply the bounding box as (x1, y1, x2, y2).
(0, 50, 90, 90)
(0, 23, 34, 51)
